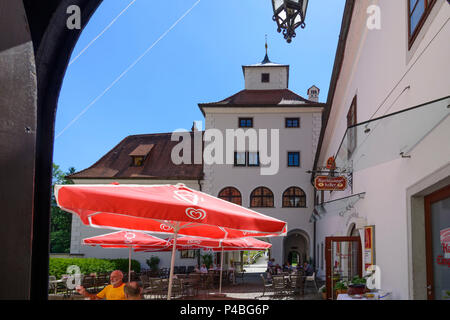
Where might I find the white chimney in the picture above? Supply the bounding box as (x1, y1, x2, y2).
(307, 85, 320, 102)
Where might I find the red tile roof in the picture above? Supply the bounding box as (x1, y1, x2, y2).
(198, 89, 325, 115)
(68, 132, 203, 180)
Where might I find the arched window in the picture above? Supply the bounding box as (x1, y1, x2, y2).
(250, 187, 274, 208)
(218, 187, 242, 205)
(283, 187, 306, 208)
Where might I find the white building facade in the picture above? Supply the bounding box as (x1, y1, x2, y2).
(199, 54, 325, 267)
(313, 0, 450, 300)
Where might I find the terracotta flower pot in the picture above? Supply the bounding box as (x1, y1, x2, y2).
(321, 292, 327, 300)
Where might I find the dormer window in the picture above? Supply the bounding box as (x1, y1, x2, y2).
(129, 144, 154, 167)
(132, 156, 145, 167)
(261, 73, 270, 83)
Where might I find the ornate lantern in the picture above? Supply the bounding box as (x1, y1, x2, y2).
(272, 0, 309, 43)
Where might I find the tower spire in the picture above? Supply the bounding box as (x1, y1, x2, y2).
(262, 35, 271, 64)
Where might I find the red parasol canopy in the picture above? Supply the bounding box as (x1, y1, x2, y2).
(55, 184, 287, 238)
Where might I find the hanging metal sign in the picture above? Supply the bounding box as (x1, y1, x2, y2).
(314, 176, 347, 191)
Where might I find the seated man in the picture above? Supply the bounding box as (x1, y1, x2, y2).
(76, 270, 126, 300)
(124, 281, 142, 300)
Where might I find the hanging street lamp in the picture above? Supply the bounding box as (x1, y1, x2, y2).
(271, 0, 309, 43)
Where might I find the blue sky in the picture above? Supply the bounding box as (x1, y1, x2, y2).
(54, 0, 346, 173)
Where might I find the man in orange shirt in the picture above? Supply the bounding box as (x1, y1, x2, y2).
(76, 270, 126, 300)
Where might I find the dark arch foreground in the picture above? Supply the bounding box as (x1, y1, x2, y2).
(0, 0, 102, 299)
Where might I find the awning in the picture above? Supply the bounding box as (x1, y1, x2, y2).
(310, 192, 366, 222)
(334, 96, 449, 172)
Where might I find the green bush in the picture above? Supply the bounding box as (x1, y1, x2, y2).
(110, 258, 141, 274)
(49, 257, 140, 279)
(146, 256, 160, 271)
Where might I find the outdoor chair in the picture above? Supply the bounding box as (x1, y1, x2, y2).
(272, 275, 287, 297)
(260, 274, 273, 297)
(186, 266, 195, 274)
(147, 278, 167, 299)
(159, 268, 169, 278)
(81, 275, 96, 293)
(178, 266, 186, 274)
(48, 276, 58, 294)
(235, 269, 246, 283)
(95, 274, 109, 290)
(304, 272, 318, 293)
(140, 274, 150, 289)
(170, 278, 183, 299)
(288, 274, 304, 296)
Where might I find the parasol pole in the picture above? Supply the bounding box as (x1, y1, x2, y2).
(219, 246, 224, 294)
(167, 223, 180, 300)
(128, 246, 132, 283)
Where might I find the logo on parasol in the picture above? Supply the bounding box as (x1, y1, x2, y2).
(160, 224, 173, 231)
(185, 207, 206, 221)
(124, 232, 136, 243)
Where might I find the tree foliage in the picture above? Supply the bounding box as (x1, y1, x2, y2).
(50, 164, 76, 253)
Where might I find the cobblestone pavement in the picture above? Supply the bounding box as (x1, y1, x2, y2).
(180, 272, 324, 301)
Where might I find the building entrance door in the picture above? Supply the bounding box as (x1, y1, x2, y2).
(325, 236, 362, 300)
(425, 185, 450, 300)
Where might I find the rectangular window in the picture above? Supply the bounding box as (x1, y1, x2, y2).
(180, 250, 196, 259)
(408, 0, 436, 48)
(285, 118, 300, 128)
(239, 118, 253, 128)
(261, 73, 270, 83)
(347, 96, 357, 159)
(248, 152, 260, 167)
(234, 152, 246, 166)
(131, 156, 145, 167)
(288, 152, 300, 167)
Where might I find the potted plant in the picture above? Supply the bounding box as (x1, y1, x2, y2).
(334, 280, 348, 295)
(146, 256, 160, 274)
(347, 275, 367, 295)
(201, 253, 213, 269)
(319, 285, 327, 300)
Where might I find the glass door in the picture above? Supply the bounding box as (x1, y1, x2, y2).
(425, 185, 450, 300)
(325, 237, 362, 300)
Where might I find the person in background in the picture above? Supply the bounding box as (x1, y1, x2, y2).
(275, 264, 282, 275)
(76, 270, 126, 300)
(124, 281, 142, 300)
(200, 264, 208, 273)
(194, 265, 200, 273)
(303, 261, 314, 276)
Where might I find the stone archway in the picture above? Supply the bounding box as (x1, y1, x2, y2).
(283, 229, 310, 266)
(1, 0, 102, 299)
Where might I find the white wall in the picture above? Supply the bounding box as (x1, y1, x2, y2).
(203, 107, 322, 266)
(244, 66, 289, 90)
(315, 0, 450, 299)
